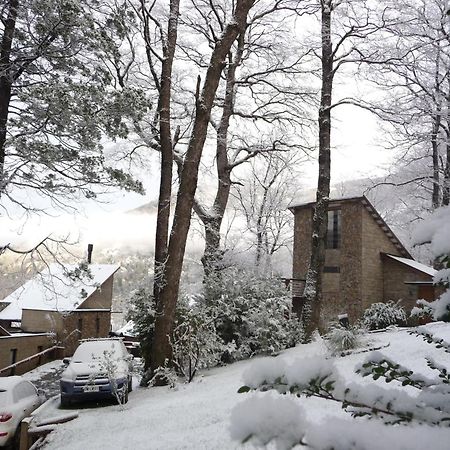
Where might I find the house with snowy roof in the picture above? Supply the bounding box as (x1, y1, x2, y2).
(0, 263, 119, 373)
(289, 195, 437, 323)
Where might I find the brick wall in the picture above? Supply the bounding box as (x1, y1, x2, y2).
(0, 334, 54, 375)
(382, 256, 433, 313)
(62, 310, 111, 355)
(337, 202, 364, 321)
(361, 207, 401, 310)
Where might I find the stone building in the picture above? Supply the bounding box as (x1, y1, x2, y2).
(290, 196, 436, 323)
(0, 263, 119, 374)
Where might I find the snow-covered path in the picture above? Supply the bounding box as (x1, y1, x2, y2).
(42, 324, 450, 450)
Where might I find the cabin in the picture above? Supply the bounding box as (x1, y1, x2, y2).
(289, 195, 437, 323)
(0, 263, 119, 374)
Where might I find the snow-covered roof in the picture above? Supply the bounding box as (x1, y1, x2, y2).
(288, 194, 363, 209)
(0, 264, 119, 321)
(384, 254, 437, 277)
(115, 320, 136, 336)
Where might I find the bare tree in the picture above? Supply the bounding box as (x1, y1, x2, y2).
(233, 152, 301, 274)
(359, 0, 450, 210)
(149, 0, 256, 384)
(298, 0, 398, 337)
(174, 0, 313, 278)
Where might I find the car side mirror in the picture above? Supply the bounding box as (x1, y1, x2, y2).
(63, 357, 71, 365)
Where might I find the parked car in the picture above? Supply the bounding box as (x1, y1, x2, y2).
(0, 377, 44, 448)
(60, 338, 132, 406)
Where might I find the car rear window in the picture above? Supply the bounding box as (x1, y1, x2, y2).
(13, 382, 36, 402)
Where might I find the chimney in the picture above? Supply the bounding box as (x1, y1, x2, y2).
(87, 244, 94, 264)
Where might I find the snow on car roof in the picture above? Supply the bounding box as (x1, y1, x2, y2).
(73, 339, 124, 360)
(0, 264, 119, 321)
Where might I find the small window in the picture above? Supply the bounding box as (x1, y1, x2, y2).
(95, 317, 100, 337)
(324, 266, 340, 273)
(10, 349, 17, 376)
(326, 210, 341, 249)
(77, 318, 83, 332)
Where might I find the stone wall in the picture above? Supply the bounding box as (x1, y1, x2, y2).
(62, 310, 111, 355)
(291, 198, 417, 325)
(382, 256, 432, 313)
(361, 207, 401, 310)
(0, 333, 55, 375)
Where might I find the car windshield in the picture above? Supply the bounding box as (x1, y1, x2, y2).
(72, 341, 122, 362)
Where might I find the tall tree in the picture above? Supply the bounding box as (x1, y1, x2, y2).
(299, 0, 394, 337)
(149, 0, 256, 383)
(182, 1, 311, 278)
(361, 0, 450, 211)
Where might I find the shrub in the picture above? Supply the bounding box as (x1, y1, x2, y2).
(324, 323, 364, 355)
(362, 301, 406, 330)
(201, 266, 303, 361)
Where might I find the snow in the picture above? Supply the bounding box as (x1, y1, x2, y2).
(384, 254, 436, 277)
(40, 323, 450, 450)
(0, 264, 119, 321)
(413, 205, 450, 255)
(115, 320, 136, 336)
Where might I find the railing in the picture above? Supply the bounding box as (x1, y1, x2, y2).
(0, 345, 64, 376)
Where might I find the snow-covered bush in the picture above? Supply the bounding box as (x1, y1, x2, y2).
(413, 206, 450, 321)
(171, 299, 230, 382)
(362, 301, 406, 330)
(128, 267, 303, 383)
(126, 287, 156, 364)
(233, 330, 450, 449)
(201, 266, 303, 361)
(324, 323, 365, 355)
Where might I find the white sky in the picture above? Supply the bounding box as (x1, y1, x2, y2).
(0, 101, 390, 253)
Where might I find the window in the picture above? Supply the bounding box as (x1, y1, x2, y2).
(95, 317, 100, 337)
(10, 349, 17, 375)
(77, 318, 83, 332)
(326, 209, 341, 249)
(323, 266, 340, 273)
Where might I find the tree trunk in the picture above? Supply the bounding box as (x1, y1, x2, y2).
(431, 43, 442, 209)
(301, 0, 333, 340)
(150, 0, 255, 382)
(431, 114, 441, 209)
(0, 0, 19, 192)
(153, 0, 180, 306)
(199, 34, 245, 277)
(443, 72, 450, 206)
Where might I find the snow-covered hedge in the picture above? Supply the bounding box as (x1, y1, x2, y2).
(362, 301, 406, 330)
(413, 206, 450, 321)
(232, 332, 450, 450)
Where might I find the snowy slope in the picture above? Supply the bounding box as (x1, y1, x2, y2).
(42, 324, 450, 450)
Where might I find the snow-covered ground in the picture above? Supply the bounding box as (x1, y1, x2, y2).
(41, 323, 450, 449)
